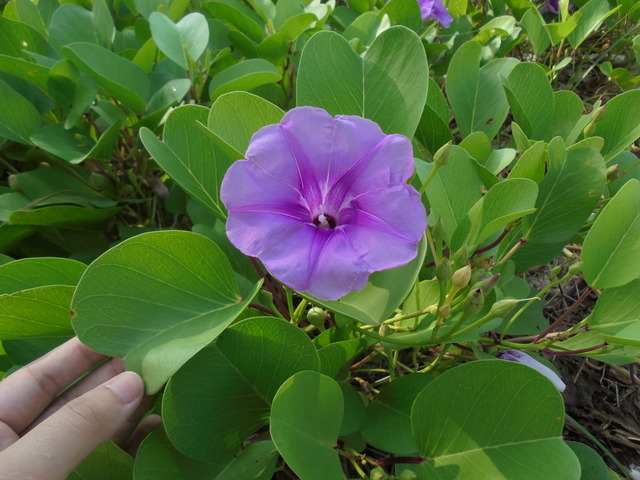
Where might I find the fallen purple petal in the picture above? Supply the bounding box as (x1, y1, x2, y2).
(221, 106, 427, 301)
(497, 350, 566, 392)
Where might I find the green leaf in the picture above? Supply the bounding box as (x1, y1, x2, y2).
(62, 43, 150, 113)
(163, 317, 319, 460)
(270, 371, 345, 480)
(71, 231, 261, 394)
(422, 147, 483, 243)
(92, 0, 116, 48)
(146, 78, 191, 114)
(582, 179, 640, 289)
(590, 90, 640, 162)
(0, 286, 75, 340)
(0, 78, 40, 144)
(446, 41, 517, 140)
(207, 92, 284, 159)
(140, 105, 233, 219)
(415, 78, 453, 156)
(30, 124, 93, 163)
(520, 7, 550, 56)
(551, 90, 584, 141)
(68, 441, 133, 480)
(135, 427, 279, 480)
(566, 442, 608, 480)
(585, 279, 640, 347)
(9, 205, 120, 229)
(567, 0, 619, 49)
(203, 0, 265, 43)
(49, 5, 99, 55)
(451, 178, 538, 251)
(306, 237, 427, 325)
(378, 0, 422, 33)
(279, 13, 317, 41)
(521, 144, 605, 243)
(317, 337, 364, 378)
(361, 374, 432, 455)
(150, 12, 209, 68)
(208, 59, 281, 100)
(297, 26, 428, 138)
(0, 16, 48, 58)
(339, 382, 366, 437)
(0, 257, 85, 294)
(0, 54, 49, 91)
(14, 0, 48, 40)
(3, 336, 70, 365)
(411, 361, 580, 479)
(503, 62, 555, 141)
(507, 141, 546, 183)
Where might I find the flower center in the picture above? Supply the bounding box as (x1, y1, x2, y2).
(313, 213, 337, 229)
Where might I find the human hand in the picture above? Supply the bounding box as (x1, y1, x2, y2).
(0, 337, 160, 479)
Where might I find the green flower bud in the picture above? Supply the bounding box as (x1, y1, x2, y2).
(471, 273, 501, 295)
(379, 323, 391, 337)
(567, 262, 582, 276)
(434, 142, 452, 168)
(463, 288, 484, 317)
(438, 304, 451, 318)
(306, 307, 326, 327)
(430, 218, 445, 244)
(583, 105, 606, 137)
(436, 260, 452, 282)
(370, 467, 388, 480)
(489, 298, 519, 318)
(399, 470, 418, 480)
(452, 265, 472, 289)
(549, 265, 562, 279)
(452, 245, 469, 267)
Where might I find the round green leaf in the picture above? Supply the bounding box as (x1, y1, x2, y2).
(163, 316, 319, 460)
(566, 441, 608, 480)
(208, 59, 281, 100)
(0, 257, 85, 294)
(411, 361, 580, 479)
(297, 26, 428, 138)
(135, 426, 278, 480)
(591, 90, 640, 162)
(361, 374, 432, 455)
(0, 78, 40, 144)
(270, 370, 345, 480)
(582, 179, 640, 289)
(72, 231, 261, 393)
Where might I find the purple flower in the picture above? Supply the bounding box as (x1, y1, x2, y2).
(418, 0, 453, 27)
(497, 350, 566, 392)
(540, 0, 572, 14)
(220, 107, 426, 301)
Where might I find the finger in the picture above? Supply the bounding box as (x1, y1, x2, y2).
(110, 394, 155, 447)
(26, 358, 125, 431)
(0, 337, 106, 435)
(122, 414, 162, 456)
(0, 371, 144, 480)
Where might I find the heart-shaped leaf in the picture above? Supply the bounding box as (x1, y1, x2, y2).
(297, 26, 428, 138)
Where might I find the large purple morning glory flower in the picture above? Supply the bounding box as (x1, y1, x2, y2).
(220, 107, 427, 301)
(497, 350, 566, 392)
(418, 0, 453, 27)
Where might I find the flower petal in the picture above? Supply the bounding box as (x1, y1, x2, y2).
(497, 350, 566, 392)
(327, 134, 415, 208)
(340, 185, 426, 270)
(259, 225, 369, 300)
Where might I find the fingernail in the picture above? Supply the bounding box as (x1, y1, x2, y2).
(105, 371, 144, 405)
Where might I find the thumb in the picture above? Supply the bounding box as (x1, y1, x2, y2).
(0, 371, 144, 480)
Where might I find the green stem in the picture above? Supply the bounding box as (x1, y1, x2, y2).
(418, 163, 440, 194)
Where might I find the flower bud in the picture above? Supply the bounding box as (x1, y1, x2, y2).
(606, 164, 621, 181)
(567, 262, 582, 276)
(497, 350, 566, 392)
(549, 265, 562, 279)
(583, 105, 606, 137)
(379, 323, 391, 337)
(436, 260, 452, 282)
(430, 218, 445, 244)
(438, 304, 451, 318)
(370, 468, 388, 480)
(463, 288, 484, 317)
(452, 265, 472, 289)
(472, 274, 501, 295)
(306, 307, 326, 327)
(399, 470, 417, 480)
(452, 245, 469, 267)
(489, 298, 519, 318)
(434, 142, 452, 168)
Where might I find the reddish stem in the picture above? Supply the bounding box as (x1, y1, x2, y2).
(534, 287, 592, 343)
(249, 302, 277, 317)
(249, 257, 291, 320)
(543, 343, 607, 355)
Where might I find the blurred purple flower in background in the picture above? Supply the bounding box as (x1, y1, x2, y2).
(540, 0, 572, 14)
(497, 350, 566, 392)
(221, 107, 426, 301)
(418, 0, 453, 27)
